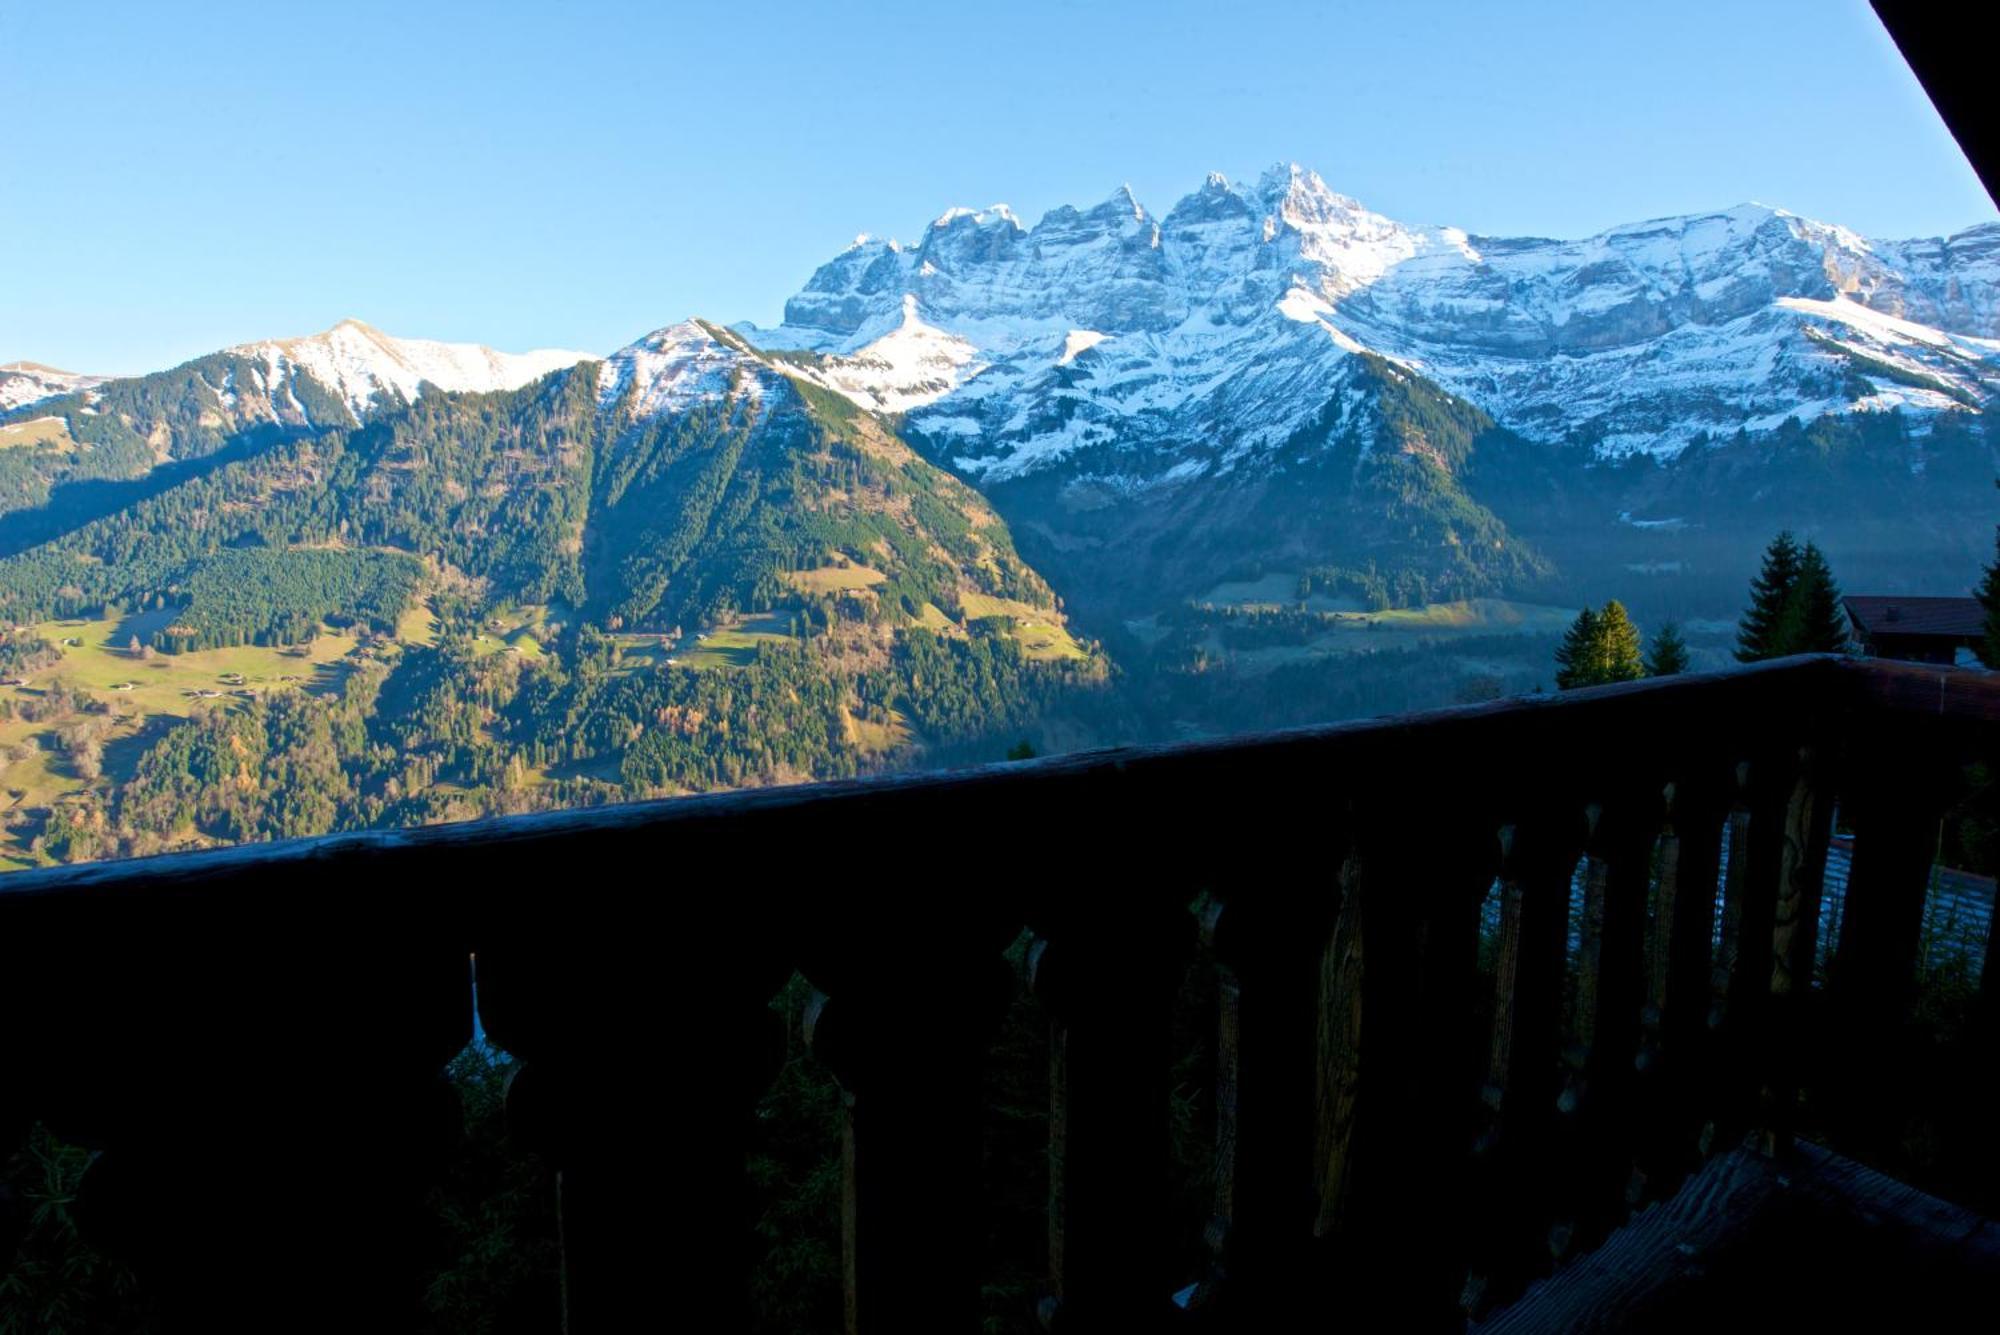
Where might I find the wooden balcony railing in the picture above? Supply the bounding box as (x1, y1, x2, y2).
(3, 654, 1998, 1331)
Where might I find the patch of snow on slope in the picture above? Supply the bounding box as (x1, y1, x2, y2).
(1777, 295, 2000, 355)
(597, 322, 765, 418)
(788, 295, 983, 413)
(1060, 330, 1110, 363)
(0, 362, 107, 413)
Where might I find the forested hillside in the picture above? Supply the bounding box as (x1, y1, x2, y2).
(0, 350, 354, 527)
(0, 348, 1111, 871)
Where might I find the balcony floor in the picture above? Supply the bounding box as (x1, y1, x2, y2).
(1478, 1140, 2000, 1332)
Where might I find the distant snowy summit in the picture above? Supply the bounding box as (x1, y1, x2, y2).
(2, 322, 597, 423)
(225, 319, 598, 423)
(10, 166, 1997, 489)
(739, 163, 2000, 481)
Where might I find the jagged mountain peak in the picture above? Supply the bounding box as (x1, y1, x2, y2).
(743, 166, 2000, 480)
(1256, 161, 1364, 213)
(1105, 183, 1147, 222)
(931, 203, 1021, 231)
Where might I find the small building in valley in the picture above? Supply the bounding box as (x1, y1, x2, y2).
(1843, 595, 1986, 665)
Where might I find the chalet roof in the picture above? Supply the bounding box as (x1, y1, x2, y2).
(1842, 595, 1984, 639)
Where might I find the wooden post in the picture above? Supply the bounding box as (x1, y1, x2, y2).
(1185, 866, 1341, 1327)
(1025, 896, 1188, 1333)
(1558, 790, 1663, 1252)
(1313, 810, 1494, 1327)
(1769, 747, 1837, 999)
(1464, 811, 1584, 1314)
(805, 945, 1014, 1335)
(1761, 744, 1837, 1154)
(1707, 752, 1793, 1153)
(478, 841, 792, 1335)
(1649, 780, 1727, 1053)
(1826, 735, 1955, 1163)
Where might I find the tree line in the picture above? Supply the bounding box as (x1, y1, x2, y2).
(1554, 529, 1850, 690)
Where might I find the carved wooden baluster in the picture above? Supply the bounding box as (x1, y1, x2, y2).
(1556, 790, 1663, 1253)
(1768, 746, 1837, 999)
(481, 847, 791, 1334)
(804, 938, 1015, 1334)
(1705, 752, 1794, 1153)
(1024, 890, 1189, 1334)
(1634, 777, 1727, 1198)
(1463, 812, 1582, 1315)
(1186, 861, 1343, 1328)
(1761, 743, 1837, 1154)
(1712, 770, 1751, 1023)
(1313, 809, 1493, 1326)
(1826, 735, 1955, 1161)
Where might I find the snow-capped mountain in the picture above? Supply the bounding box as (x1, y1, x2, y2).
(594, 320, 778, 420)
(742, 164, 2000, 484)
(0, 362, 107, 414)
(225, 318, 597, 424)
(0, 323, 606, 548)
(3, 322, 597, 434)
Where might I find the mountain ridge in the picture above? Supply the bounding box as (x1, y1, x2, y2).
(740, 163, 1999, 482)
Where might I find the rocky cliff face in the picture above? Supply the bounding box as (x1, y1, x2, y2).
(744, 164, 1999, 483)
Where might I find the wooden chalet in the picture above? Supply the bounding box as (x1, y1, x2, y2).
(1844, 595, 1986, 665)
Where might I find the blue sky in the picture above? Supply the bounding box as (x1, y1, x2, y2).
(3, 0, 1992, 374)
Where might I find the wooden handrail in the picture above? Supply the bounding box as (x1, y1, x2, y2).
(0, 652, 1878, 906)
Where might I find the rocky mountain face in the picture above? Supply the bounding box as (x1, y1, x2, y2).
(6, 169, 1995, 618)
(741, 164, 2000, 612)
(749, 164, 1999, 472)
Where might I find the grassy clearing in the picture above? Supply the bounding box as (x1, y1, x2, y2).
(786, 563, 886, 594)
(613, 633, 676, 672)
(5, 616, 358, 719)
(0, 725, 85, 817)
(1343, 598, 1576, 634)
(396, 599, 438, 647)
(681, 614, 793, 670)
(0, 616, 369, 869)
(845, 706, 912, 756)
(959, 592, 1088, 662)
(470, 605, 548, 660)
(0, 416, 77, 452)
(1195, 570, 1365, 614)
(1212, 597, 1578, 675)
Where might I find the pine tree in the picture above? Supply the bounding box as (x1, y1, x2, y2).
(1645, 620, 1691, 676)
(1791, 542, 1849, 654)
(1978, 527, 2000, 669)
(1736, 532, 1803, 662)
(1557, 601, 1648, 688)
(1554, 605, 1601, 689)
(1596, 600, 1646, 683)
